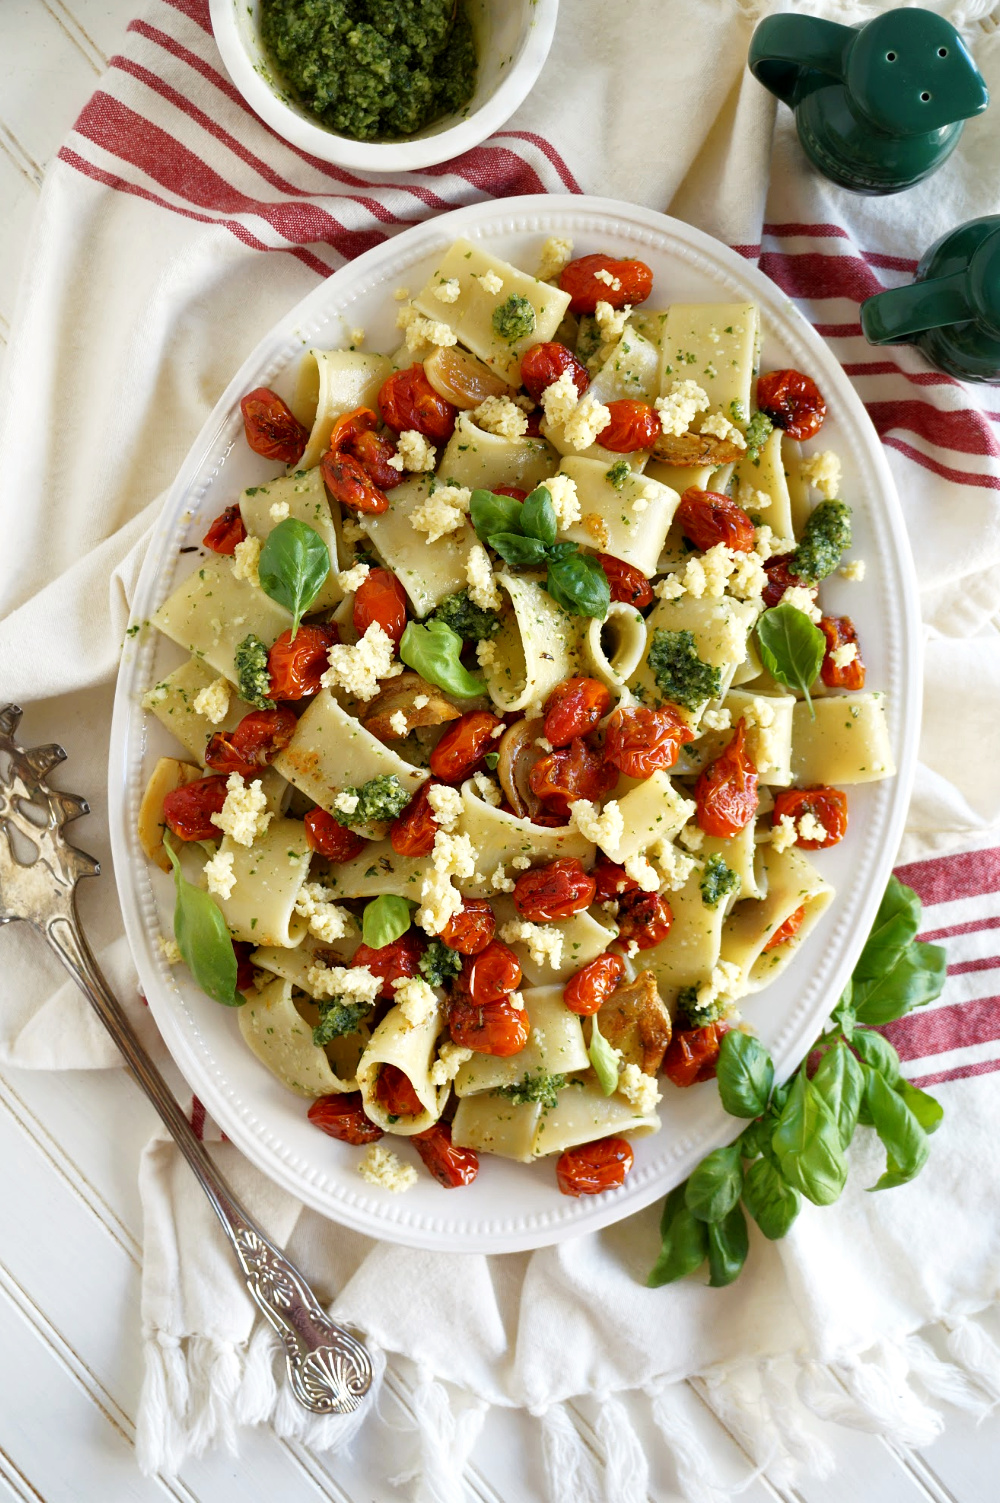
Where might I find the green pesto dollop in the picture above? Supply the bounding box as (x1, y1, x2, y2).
(792, 500, 852, 585)
(419, 939, 463, 987)
(700, 854, 741, 910)
(431, 589, 503, 643)
(676, 985, 729, 1029)
(234, 633, 276, 710)
(332, 773, 410, 827)
(260, 0, 477, 143)
(312, 998, 372, 1046)
(647, 629, 722, 711)
(492, 293, 536, 345)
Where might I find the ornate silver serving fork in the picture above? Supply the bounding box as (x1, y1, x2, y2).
(0, 703, 373, 1417)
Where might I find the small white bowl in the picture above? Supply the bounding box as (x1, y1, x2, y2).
(209, 0, 560, 173)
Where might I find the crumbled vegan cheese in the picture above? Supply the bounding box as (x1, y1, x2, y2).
(471, 394, 528, 439)
(433, 277, 461, 303)
(204, 848, 236, 899)
(693, 959, 746, 1016)
(677, 823, 705, 853)
(476, 269, 504, 295)
(839, 559, 866, 581)
(511, 855, 531, 870)
(413, 694, 429, 709)
(490, 862, 515, 894)
(427, 783, 463, 831)
(476, 637, 498, 669)
(416, 871, 463, 936)
(350, 327, 365, 346)
(653, 574, 686, 602)
(334, 791, 360, 817)
(781, 585, 822, 623)
(268, 499, 290, 524)
(388, 429, 436, 473)
(655, 380, 709, 437)
(799, 449, 842, 499)
(831, 642, 858, 670)
(564, 394, 612, 450)
(568, 797, 624, 858)
(321, 621, 402, 701)
(753, 524, 796, 562)
(466, 543, 502, 610)
(335, 561, 371, 594)
(594, 299, 630, 345)
(536, 235, 573, 283)
(618, 1062, 662, 1114)
(358, 1142, 418, 1193)
(594, 267, 621, 291)
(654, 840, 697, 892)
(771, 813, 798, 853)
(508, 991, 525, 1011)
(431, 830, 477, 881)
(231, 534, 262, 587)
(700, 412, 747, 449)
(727, 550, 768, 601)
(159, 935, 182, 964)
(393, 975, 439, 1027)
(701, 707, 732, 732)
(388, 710, 409, 737)
(737, 481, 771, 513)
(211, 772, 272, 847)
(624, 853, 660, 893)
(341, 516, 367, 545)
(499, 919, 564, 970)
(294, 883, 355, 943)
(193, 676, 231, 725)
(472, 770, 501, 807)
(430, 1041, 473, 1086)
(546, 472, 582, 529)
(306, 962, 381, 1004)
(540, 369, 581, 428)
(393, 286, 410, 301)
(796, 811, 829, 844)
(409, 482, 472, 542)
(396, 305, 458, 352)
(632, 484, 657, 515)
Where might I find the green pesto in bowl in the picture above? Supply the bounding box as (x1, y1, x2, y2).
(259, 0, 478, 143)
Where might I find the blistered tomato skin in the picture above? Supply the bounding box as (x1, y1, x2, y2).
(756, 369, 827, 441)
(204, 707, 298, 780)
(353, 933, 424, 1000)
(695, 719, 759, 838)
(663, 1023, 729, 1087)
(429, 711, 503, 783)
(764, 904, 806, 953)
(819, 615, 866, 691)
(563, 953, 625, 1016)
(378, 364, 457, 444)
(459, 940, 522, 1004)
(413, 1121, 479, 1187)
(321, 450, 389, 514)
(772, 786, 848, 849)
(162, 775, 229, 842)
(493, 485, 528, 501)
(441, 899, 496, 955)
(267, 624, 339, 700)
(559, 255, 653, 314)
(203, 504, 247, 555)
(604, 705, 694, 780)
(616, 890, 673, 950)
(519, 342, 590, 405)
(513, 858, 596, 922)
(376, 1063, 424, 1118)
(304, 808, 366, 862)
(233, 941, 257, 994)
(543, 677, 612, 747)
(240, 387, 309, 464)
(449, 997, 529, 1056)
(592, 855, 641, 901)
(307, 1093, 383, 1145)
(329, 405, 401, 491)
(762, 552, 809, 609)
(529, 739, 616, 821)
(389, 781, 440, 858)
(353, 568, 408, 649)
(676, 488, 755, 553)
(597, 553, 654, 608)
(599, 401, 661, 453)
(556, 1137, 634, 1196)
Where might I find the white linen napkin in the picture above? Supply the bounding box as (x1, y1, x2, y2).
(3, 0, 1000, 1496)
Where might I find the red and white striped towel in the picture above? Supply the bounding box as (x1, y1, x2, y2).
(2, 1, 1000, 1497)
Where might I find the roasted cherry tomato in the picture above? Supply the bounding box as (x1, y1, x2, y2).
(233, 941, 256, 993)
(663, 1023, 729, 1087)
(429, 711, 503, 783)
(267, 624, 339, 700)
(616, 890, 673, 950)
(543, 677, 612, 747)
(203, 504, 247, 555)
(694, 719, 758, 837)
(819, 614, 866, 691)
(559, 254, 653, 314)
(320, 449, 389, 514)
(556, 1136, 634, 1196)
(448, 997, 529, 1056)
(763, 905, 806, 953)
(240, 386, 309, 464)
(676, 488, 755, 553)
(772, 786, 848, 850)
(352, 932, 424, 1000)
(756, 369, 827, 441)
(513, 858, 596, 922)
(204, 707, 298, 780)
(307, 1092, 383, 1145)
(389, 781, 441, 858)
(353, 568, 408, 649)
(493, 484, 528, 501)
(329, 405, 402, 492)
(599, 400, 661, 453)
(378, 364, 458, 444)
(592, 854, 641, 901)
(458, 940, 521, 1004)
(529, 739, 616, 821)
(563, 952, 625, 1016)
(519, 341, 590, 405)
(375, 1063, 424, 1118)
(413, 1121, 479, 1187)
(604, 704, 694, 780)
(304, 808, 366, 862)
(597, 553, 654, 608)
(162, 774, 229, 842)
(440, 899, 496, 955)
(524, 412, 544, 437)
(762, 552, 810, 609)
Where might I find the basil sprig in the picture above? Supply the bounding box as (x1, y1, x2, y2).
(399, 618, 484, 698)
(755, 603, 825, 717)
(163, 833, 240, 1007)
(648, 876, 947, 1289)
(362, 894, 413, 950)
(258, 518, 330, 640)
(470, 485, 610, 620)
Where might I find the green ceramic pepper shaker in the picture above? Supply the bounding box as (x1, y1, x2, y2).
(860, 217, 1000, 383)
(748, 8, 988, 194)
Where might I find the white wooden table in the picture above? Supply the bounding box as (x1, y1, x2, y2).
(1, 5, 998, 1499)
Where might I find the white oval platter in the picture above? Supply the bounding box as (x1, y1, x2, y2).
(108, 195, 920, 1253)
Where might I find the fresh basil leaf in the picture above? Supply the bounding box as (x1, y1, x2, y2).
(852, 877, 921, 987)
(738, 1117, 775, 1160)
(257, 518, 330, 639)
(546, 542, 578, 561)
(685, 1142, 743, 1223)
(772, 1069, 848, 1205)
(399, 619, 484, 699)
(831, 981, 856, 1039)
(717, 1030, 774, 1119)
(852, 1027, 901, 1084)
(470, 489, 523, 541)
(588, 1013, 620, 1096)
(864, 1067, 929, 1189)
(770, 1079, 792, 1115)
(163, 834, 240, 1007)
(546, 551, 611, 619)
(852, 940, 947, 1026)
(520, 486, 557, 546)
(362, 894, 412, 950)
(742, 1157, 800, 1240)
(488, 531, 549, 567)
(648, 1188, 708, 1286)
(811, 1041, 865, 1149)
(895, 1079, 944, 1135)
(755, 604, 825, 717)
(707, 1203, 749, 1287)
(484, 751, 499, 769)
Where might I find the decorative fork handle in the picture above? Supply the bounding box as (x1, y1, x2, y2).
(46, 905, 373, 1415)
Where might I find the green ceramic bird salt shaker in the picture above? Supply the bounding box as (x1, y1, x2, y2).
(860, 217, 1000, 384)
(748, 8, 988, 194)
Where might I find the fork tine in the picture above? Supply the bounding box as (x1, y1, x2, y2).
(0, 705, 23, 738)
(22, 744, 68, 779)
(51, 791, 90, 822)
